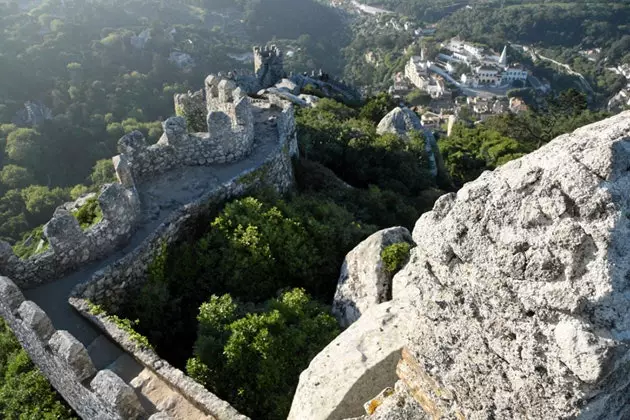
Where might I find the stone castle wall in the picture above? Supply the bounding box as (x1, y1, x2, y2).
(115, 77, 256, 185)
(72, 102, 297, 308)
(66, 102, 296, 419)
(0, 183, 141, 289)
(0, 276, 148, 420)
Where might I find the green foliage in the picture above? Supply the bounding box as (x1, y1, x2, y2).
(381, 242, 412, 274)
(0, 319, 77, 419)
(90, 159, 116, 186)
(440, 91, 609, 186)
(0, 165, 35, 191)
(86, 301, 153, 350)
(188, 289, 339, 419)
(73, 196, 103, 230)
(11, 225, 48, 259)
(20, 186, 70, 227)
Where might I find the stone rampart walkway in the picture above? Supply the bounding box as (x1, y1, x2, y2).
(23, 106, 280, 419)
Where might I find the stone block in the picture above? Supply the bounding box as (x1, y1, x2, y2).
(112, 154, 136, 189)
(43, 208, 85, 253)
(99, 183, 139, 223)
(118, 130, 147, 155)
(288, 301, 415, 420)
(49, 330, 96, 382)
(0, 276, 25, 311)
(90, 370, 146, 420)
(18, 301, 55, 342)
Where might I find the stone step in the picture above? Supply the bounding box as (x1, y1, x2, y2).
(87, 335, 125, 371)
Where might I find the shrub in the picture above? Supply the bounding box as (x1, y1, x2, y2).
(73, 196, 103, 229)
(381, 242, 412, 274)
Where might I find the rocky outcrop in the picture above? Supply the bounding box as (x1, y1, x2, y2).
(293, 111, 630, 419)
(376, 107, 440, 177)
(376, 106, 422, 137)
(332, 227, 414, 328)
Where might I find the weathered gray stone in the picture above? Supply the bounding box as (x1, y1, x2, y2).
(43, 208, 85, 253)
(18, 301, 55, 342)
(376, 106, 422, 137)
(332, 227, 414, 328)
(386, 110, 630, 419)
(112, 154, 135, 189)
(288, 301, 417, 420)
(162, 116, 187, 144)
(49, 330, 96, 382)
(0, 276, 25, 311)
(90, 370, 146, 420)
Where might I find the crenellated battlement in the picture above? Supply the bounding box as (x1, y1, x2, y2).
(0, 183, 141, 289)
(0, 276, 155, 420)
(0, 55, 301, 420)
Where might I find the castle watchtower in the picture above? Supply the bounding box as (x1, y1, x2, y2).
(253, 45, 284, 89)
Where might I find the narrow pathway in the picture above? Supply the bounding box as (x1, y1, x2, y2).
(22, 106, 280, 419)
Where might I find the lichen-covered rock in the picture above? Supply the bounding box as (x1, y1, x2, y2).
(387, 110, 630, 419)
(288, 301, 417, 420)
(49, 330, 96, 382)
(376, 107, 422, 137)
(18, 301, 55, 342)
(90, 370, 146, 420)
(332, 227, 414, 328)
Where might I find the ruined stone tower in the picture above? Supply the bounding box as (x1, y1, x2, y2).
(253, 45, 284, 89)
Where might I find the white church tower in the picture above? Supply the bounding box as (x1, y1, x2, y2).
(499, 46, 508, 67)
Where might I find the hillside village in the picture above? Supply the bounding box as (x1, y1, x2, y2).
(387, 38, 545, 130)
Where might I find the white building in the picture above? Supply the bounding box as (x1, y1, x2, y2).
(475, 66, 501, 85)
(405, 56, 430, 88)
(501, 66, 529, 84)
(404, 56, 448, 98)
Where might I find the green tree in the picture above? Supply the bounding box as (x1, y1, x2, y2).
(21, 186, 69, 226)
(90, 159, 116, 185)
(0, 165, 35, 190)
(5, 129, 43, 170)
(187, 289, 339, 419)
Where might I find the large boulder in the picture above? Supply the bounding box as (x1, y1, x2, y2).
(292, 111, 630, 419)
(332, 227, 414, 328)
(389, 110, 630, 418)
(288, 301, 417, 420)
(376, 106, 422, 137)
